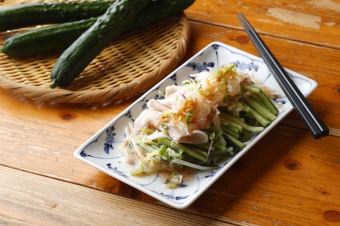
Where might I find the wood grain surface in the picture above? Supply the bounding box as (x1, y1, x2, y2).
(186, 0, 340, 49)
(0, 165, 241, 226)
(0, 1, 339, 226)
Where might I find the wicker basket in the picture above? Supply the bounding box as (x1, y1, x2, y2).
(0, 1, 190, 105)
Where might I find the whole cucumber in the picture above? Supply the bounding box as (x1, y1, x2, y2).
(50, 0, 152, 88)
(2, 0, 195, 57)
(0, 1, 114, 31)
(2, 18, 96, 57)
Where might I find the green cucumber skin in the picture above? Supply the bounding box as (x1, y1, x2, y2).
(2, 0, 195, 57)
(2, 0, 194, 57)
(2, 18, 97, 57)
(51, 0, 152, 88)
(0, 1, 113, 31)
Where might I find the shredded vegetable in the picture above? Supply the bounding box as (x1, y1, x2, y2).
(121, 64, 279, 188)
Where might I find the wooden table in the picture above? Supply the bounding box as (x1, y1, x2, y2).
(1, 1, 339, 225)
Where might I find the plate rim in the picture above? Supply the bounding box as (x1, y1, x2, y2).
(74, 41, 317, 209)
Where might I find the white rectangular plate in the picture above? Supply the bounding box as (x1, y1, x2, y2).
(74, 42, 317, 209)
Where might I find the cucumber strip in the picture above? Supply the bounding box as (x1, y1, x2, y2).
(220, 113, 265, 133)
(189, 146, 208, 156)
(156, 138, 208, 163)
(257, 92, 279, 115)
(192, 143, 210, 151)
(223, 124, 239, 134)
(183, 144, 208, 156)
(243, 85, 261, 94)
(221, 125, 239, 138)
(224, 133, 245, 149)
(211, 147, 233, 155)
(242, 102, 270, 127)
(222, 122, 242, 134)
(245, 97, 277, 121)
(244, 85, 279, 115)
(222, 121, 243, 132)
(252, 94, 270, 111)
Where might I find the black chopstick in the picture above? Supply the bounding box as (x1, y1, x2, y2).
(237, 13, 329, 139)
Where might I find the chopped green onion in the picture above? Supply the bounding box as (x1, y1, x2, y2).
(137, 141, 156, 153)
(130, 161, 145, 176)
(159, 145, 182, 161)
(166, 171, 183, 189)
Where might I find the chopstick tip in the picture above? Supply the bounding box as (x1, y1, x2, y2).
(237, 13, 244, 20)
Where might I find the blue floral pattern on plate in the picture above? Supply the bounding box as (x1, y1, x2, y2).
(74, 42, 317, 209)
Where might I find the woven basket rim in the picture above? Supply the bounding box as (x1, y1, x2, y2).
(0, 16, 190, 105)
